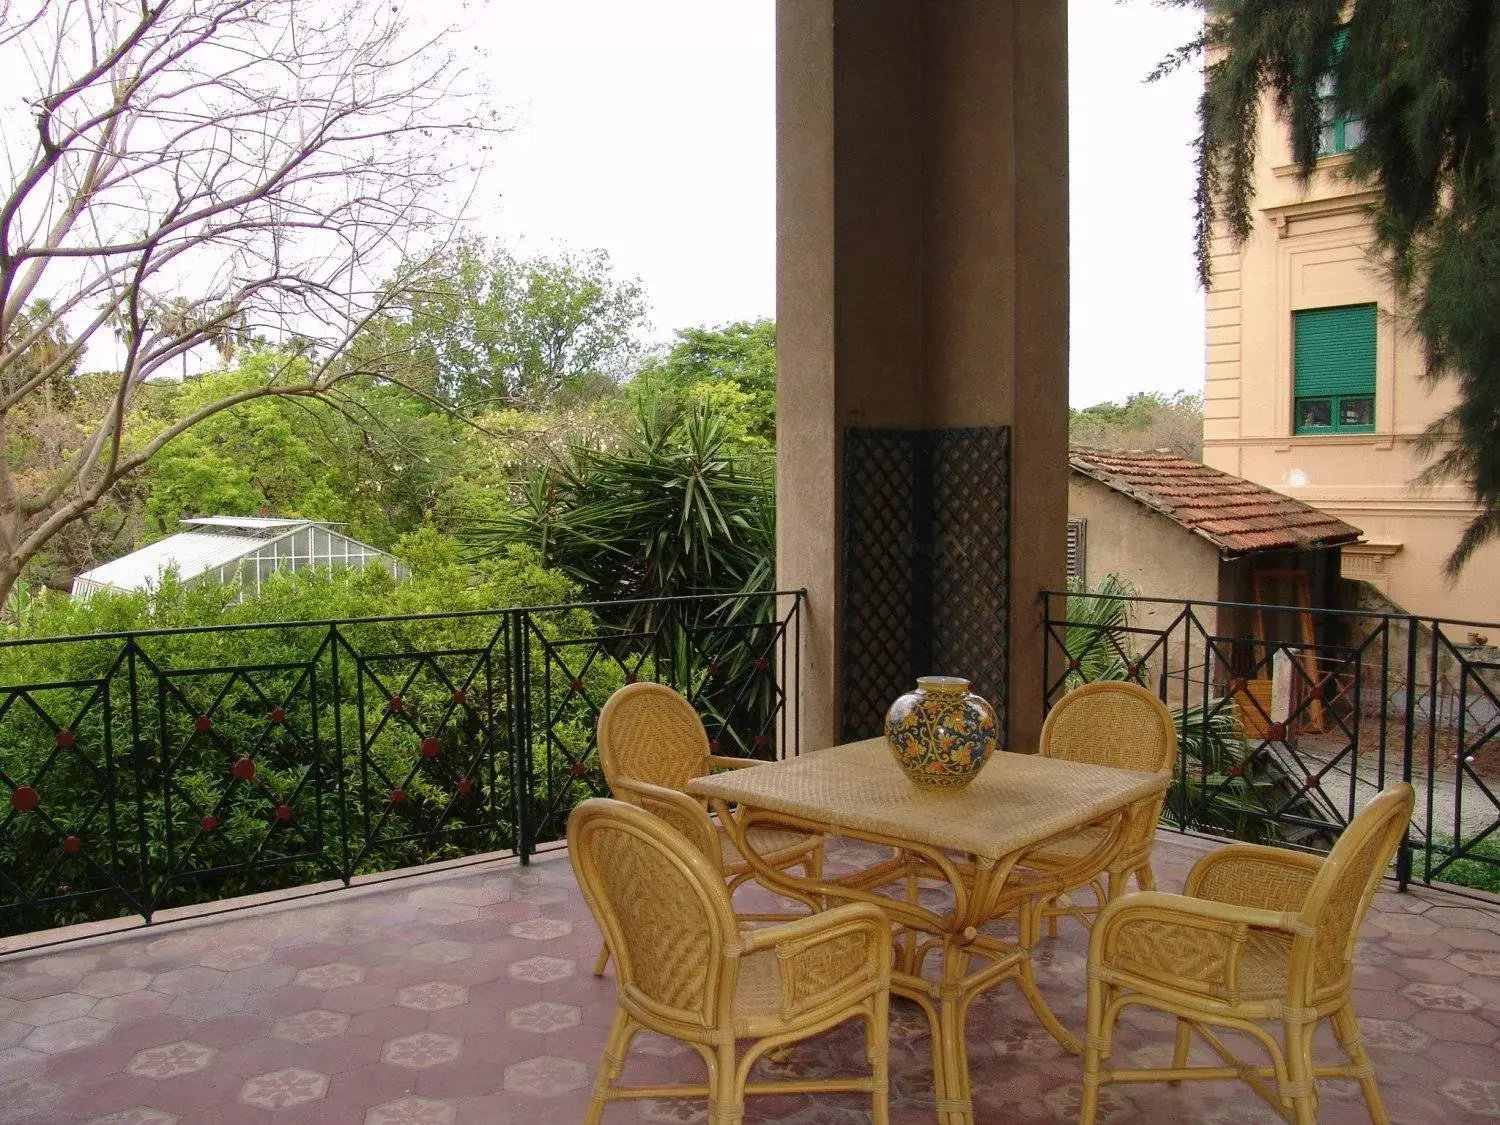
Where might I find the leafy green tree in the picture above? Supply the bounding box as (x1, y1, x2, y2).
(631, 320, 776, 443)
(1070, 391, 1204, 458)
(371, 240, 650, 411)
(1165, 1, 1500, 571)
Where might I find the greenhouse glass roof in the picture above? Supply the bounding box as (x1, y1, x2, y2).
(72, 518, 407, 598)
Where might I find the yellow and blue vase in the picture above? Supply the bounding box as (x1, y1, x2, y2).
(884, 676, 998, 791)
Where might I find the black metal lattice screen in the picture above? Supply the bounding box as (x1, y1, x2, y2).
(841, 427, 1011, 741)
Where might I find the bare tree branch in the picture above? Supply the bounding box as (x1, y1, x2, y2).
(0, 0, 501, 601)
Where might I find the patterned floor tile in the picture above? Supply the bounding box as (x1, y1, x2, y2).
(502, 1054, 589, 1097)
(395, 982, 469, 1011)
(505, 1000, 580, 1033)
(383, 1031, 463, 1069)
(0, 835, 1497, 1123)
(507, 955, 573, 983)
(272, 1008, 352, 1043)
(237, 1065, 330, 1109)
(365, 1095, 457, 1124)
(507, 917, 572, 941)
(125, 1041, 215, 1079)
(294, 962, 366, 989)
(86, 1110, 180, 1125)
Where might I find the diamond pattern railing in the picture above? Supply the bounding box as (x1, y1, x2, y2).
(0, 591, 803, 937)
(1042, 588, 1500, 892)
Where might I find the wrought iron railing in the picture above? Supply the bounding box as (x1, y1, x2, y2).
(1042, 588, 1500, 892)
(0, 590, 803, 937)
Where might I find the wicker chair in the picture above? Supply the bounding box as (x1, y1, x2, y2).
(593, 682, 824, 976)
(1028, 681, 1178, 933)
(569, 798, 891, 1125)
(1080, 782, 1415, 1125)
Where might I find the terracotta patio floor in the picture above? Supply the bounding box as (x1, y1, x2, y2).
(4, 831, 1500, 1124)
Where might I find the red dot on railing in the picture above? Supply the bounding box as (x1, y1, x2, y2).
(420, 736, 441, 759)
(569, 679, 583, 693)
(452, 689, 468, 706)
(274, 804, 293, 823)
(754, 735, 768, 749)
(269, 707, 286, 725)
(624, 672, 637, 685)
(10, 786, 39, 812)
(231, 757, 256, 781)
(199, 815, 218, 832)
(1267, 723, 1287, 742)
(457, 779, 474, 797)
(55, 729, 75, 749)
(754, 658, 768, 671)
(1304, 775, 1319, 791)
(570, 762, 588, 778)
(388, 696, 405, 714)
(194, 714, 213, 733)
(708, 663, 721, 677)
(1228, 764, 1245, 779)
(1067, 660, 1081, 674)
(61, 835, 82, 856)
(390, 788, 406, 805)
(709, 740, 722, 754)
(1229, 677, 1247, 695)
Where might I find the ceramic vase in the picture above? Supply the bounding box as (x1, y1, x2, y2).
(883, 676, 999, 791)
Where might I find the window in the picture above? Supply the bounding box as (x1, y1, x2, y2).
(1294, 303, 1376, 434)
(1317, 29, 1364, 155)
(1066, 518, 1086, 584)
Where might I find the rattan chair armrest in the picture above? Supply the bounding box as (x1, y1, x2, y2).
(1184, 843, 1322, 910)
(703, 754, 764, 772)
(741, 902, 891, 1021)
(1098, 890, 1307, 937)
(608, 776, 722, 872)
(1093, 890, 1311, 1000)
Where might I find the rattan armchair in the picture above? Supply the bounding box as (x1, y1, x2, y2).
(1029, 681, 1178, 933)
(593, 682, 824, 976)
(1080, 782, 1415, 1125)
(569, 798, 891, 1125)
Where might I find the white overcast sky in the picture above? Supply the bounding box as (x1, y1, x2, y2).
(468, 0, 1205, 409)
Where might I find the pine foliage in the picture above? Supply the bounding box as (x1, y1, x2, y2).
(1163, 0, 1500, 571)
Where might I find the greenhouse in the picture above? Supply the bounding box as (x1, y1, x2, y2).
(71, 516, 410, 600)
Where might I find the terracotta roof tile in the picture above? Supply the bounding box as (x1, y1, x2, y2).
(1069, 447, 1362, 556)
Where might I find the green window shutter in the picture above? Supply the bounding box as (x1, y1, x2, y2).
(1295, 304, 1376, 397)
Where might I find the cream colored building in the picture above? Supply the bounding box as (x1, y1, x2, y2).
(1202, 103, 1500, 624)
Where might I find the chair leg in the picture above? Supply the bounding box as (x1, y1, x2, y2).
(1081, 974, 1108, 1125)
(1169, 1017, 1190, 1085)
(592, 941, 610, 978)
(1333, 1003, 1390, 1125)
(867, 996, 890, 1125)
(804, 841, 824, 882)
(1283, 1018, 1319, 1125)
(708, 1040, 743, 1125)
(585, 1006, 633, 1125)
(1136, 861, 1156, 892)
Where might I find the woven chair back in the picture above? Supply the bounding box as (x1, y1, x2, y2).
(1301, 782, 1414, 991)
(598, 682, 710, 794)
(1040, 681, 1178, 776)
(568, 798, 737, 1029)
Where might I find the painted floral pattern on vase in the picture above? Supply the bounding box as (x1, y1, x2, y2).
(884, 675, 998, 790)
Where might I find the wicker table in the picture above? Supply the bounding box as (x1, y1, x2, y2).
(688, 739, 1169, 1125)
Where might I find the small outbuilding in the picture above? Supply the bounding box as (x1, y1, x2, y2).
(72, 517, 409, 601)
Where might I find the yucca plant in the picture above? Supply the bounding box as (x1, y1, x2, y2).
(464, 404, 779, 755)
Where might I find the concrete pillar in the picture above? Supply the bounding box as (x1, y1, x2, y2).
(776, 0, 1069, 751)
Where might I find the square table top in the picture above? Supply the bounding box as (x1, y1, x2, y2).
(688, 739, 1169, 861)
